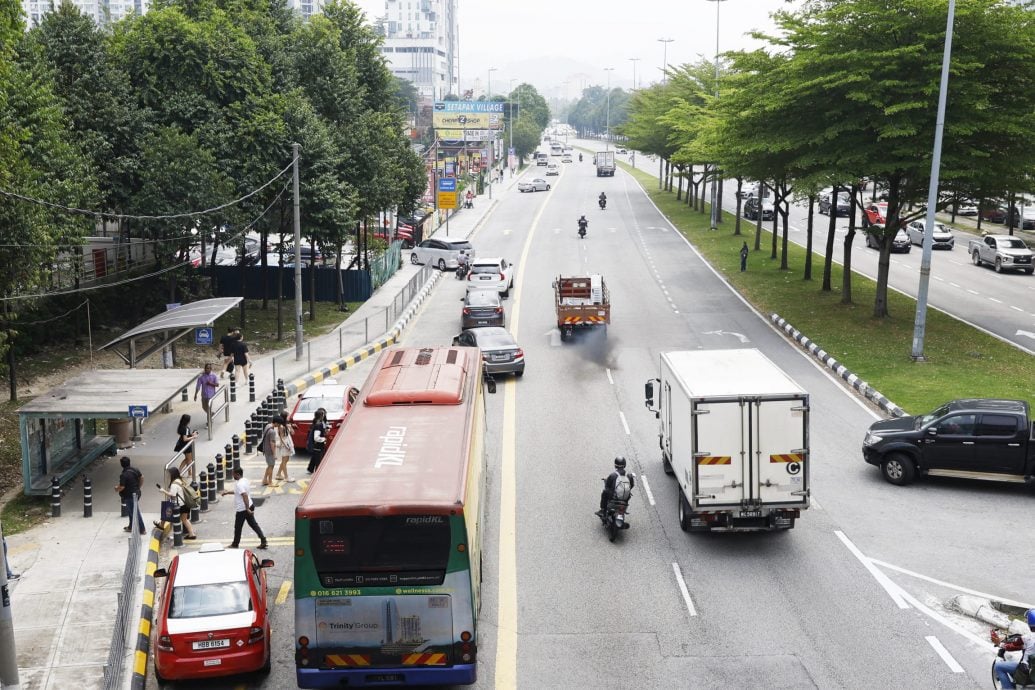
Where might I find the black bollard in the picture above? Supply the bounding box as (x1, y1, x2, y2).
(219, 454, 229, 491)
(193, 478, 205, 519)
(249, 373, 256, 402)
(229, 371, 237, 402)
(206, 463, 218, 502)
(244, 417, 254, 454)
(83, 476, 93, 518)
(51, 476, 61, 518)
(181, 386, 188, 402)
(214, 455, 225, 492)
(232, 434, 241, 469)
(172, 513, 183, 547)
(224, 443, 233, 470)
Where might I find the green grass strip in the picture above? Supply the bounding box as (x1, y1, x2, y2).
(621, 161, 1035, 414)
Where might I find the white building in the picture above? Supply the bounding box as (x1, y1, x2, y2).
(21, 0, 149, 27)
(285, 0, 325, 20)
(378, 0, 458, 100)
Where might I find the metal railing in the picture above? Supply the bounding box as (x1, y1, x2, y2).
(101, 499, 143, 690)
(270, 264, 433, 384)
(164, 437, 197, 481)
(205, 385, 231, 440)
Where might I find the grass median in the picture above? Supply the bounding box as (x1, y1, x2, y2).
(621, 162, 1035, 414)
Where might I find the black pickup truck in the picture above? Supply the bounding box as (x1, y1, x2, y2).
(862, 399, 1035, 486)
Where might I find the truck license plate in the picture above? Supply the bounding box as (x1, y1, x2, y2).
(741, 510, 761, 517)
(193, 639, 230, 650)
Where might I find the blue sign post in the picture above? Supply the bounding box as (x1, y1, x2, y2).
(128, 405, 149, 419)
(195, 327, 213, 346)
(438, 178, 457, 192)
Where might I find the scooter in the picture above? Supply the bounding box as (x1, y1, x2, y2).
(598, 474, 634, 542)
(599, 197, 607, 210)
(579, 153, 583, 163)
(990, 628, 1031, 689)
(578, 223, 587, 239)
(455, 262, 470, 280)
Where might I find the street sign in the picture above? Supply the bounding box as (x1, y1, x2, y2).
(437, 192, 458, 210)
(128, 405, 149, 419)
(438, 178, 457, 192)
(195, 327, 213, 346)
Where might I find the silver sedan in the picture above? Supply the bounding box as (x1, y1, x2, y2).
(518, 178, 551, 193)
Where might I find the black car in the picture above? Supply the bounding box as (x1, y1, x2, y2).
(743, 197, 775, 221)
(461, 289, 505, 329)
(452, 327, 524, 377)
(864, 228, 911, 253)
(818, 192, 851, 217)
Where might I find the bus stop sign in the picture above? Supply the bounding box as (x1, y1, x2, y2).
(195, 327, 213, 345)
(128, 405, 149, 419)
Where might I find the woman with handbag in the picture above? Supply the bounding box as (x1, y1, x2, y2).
(154, 468, 198, 539)
(275, 415, 295, 484)
(174, 414, 199, 479)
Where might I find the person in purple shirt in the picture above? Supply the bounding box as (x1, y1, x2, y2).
(194, 363, 219, 417)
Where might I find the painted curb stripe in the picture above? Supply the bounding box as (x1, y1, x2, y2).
(131, 527, 164, 689)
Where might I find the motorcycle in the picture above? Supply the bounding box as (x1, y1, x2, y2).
(578, 223, 587, 239)
(578, 153, 583, 162)
(991, 628, 1031, 689)
(455, 262, 470, 280)
(598, 474, 634, 542)
(599, 197, 607, 210)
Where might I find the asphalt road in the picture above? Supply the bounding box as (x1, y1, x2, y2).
(579, 139, 1035, 356)
(155, 154, 1030, 689)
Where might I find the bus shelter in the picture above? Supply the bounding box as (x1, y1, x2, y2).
(17, 369, 199, 495)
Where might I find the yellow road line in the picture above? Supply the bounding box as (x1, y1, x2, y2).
(276, 580, 293, 605)
(494, 175, 553, 689)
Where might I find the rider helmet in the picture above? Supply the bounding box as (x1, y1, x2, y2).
(614, 456, 626, 470)
(1026, 608, 1035, 629)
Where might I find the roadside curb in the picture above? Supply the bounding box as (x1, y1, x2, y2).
(770, 313, 907, 418)
(131, 525, 164, 690)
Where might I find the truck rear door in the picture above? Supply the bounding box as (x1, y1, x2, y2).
(754, 397, 809, 506)
(691, 399, 748, 507)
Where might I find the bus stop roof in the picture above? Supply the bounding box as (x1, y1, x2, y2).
(99, 297, 241, 367)
(19, 369, 200, 418)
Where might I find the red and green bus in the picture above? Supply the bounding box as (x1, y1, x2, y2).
(295, 346, 488, 687)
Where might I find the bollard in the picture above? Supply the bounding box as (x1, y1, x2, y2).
(260, 398, 271, 429)
(51, 476, 61, 518)
(219, 454, 229, 491)
(214, 455, 225, 492)
(172, 514, 183, 548)
(191, 480, 202, 522)
(83, 476, 93, 518)
(181, 386, 188, 402)
(206, 463, 218, 502)
(198, 472, 209, 512)
(244, 417, 254, 454)
(232, 434, 241, 467)
(277, 379, 286, 410)
(229, 371, 237, 402)
(249, 373, 256, 402)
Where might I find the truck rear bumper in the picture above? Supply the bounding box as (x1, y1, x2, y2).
(690, 508, 801, 532)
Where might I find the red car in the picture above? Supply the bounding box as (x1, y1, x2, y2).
(153, 544, 274, 683)
(286, 381, 357, 449)
(861, 202, 888, 228)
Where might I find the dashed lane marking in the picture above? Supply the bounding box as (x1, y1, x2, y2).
(989, 297, 1003, 304)
(605, 368, 614, 385)
(640, 475, 656, 506)
(925, 636, 964, 673)
(275, 581, 292, 606)
(671, 563, 697, 617)
(619, 411, 630, 435)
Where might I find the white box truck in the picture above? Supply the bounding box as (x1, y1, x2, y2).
(644, 349, 810, 532)
(594, 150, 616, 177)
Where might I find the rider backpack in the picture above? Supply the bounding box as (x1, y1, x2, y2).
(179, 481, 199, 510)
(612, 472, 632, 501)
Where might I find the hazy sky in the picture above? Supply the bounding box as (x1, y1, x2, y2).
(352, 0, 794, 98)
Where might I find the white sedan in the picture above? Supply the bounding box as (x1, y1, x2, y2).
(465, 257, 516, 299)
(518, 178, 551, 193)
(545, 163, 560, 176)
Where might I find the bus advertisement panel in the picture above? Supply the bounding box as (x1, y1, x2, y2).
(295, 346, 487, 688)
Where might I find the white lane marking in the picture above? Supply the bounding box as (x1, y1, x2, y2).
(671, 563, 698, 617)
(948, 282, 960, 288)
(834, 531, 909, 609)
(1012, 305, 1024, 312)
(967, 289, 979, 295)
(989, 297, 1003, 304)
(925, 636, 964, 673)
(934, 276, 944, 281)
(605, 368, 614, 385)
(640, 475, 656, 506)
(868, 558, 1035, 609)
(949, 259, 963, 266)
(618, 411, 630, 435)
(810, 497, 822, 510)
(503, 229, 512, 235)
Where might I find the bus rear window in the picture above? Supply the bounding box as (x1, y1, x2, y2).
(310, 516, 451, 588)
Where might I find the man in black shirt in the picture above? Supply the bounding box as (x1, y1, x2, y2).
(115, 456, 146, 534)
(231, 334, 250, 384)
(219, 327, 238, 378)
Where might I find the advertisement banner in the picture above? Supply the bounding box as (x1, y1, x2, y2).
(434, 100, 504, 113)
(435, 129, 497, 142)
(433, 112, 502, 130)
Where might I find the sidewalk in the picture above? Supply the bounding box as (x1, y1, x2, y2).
(1, 168, 526, 689)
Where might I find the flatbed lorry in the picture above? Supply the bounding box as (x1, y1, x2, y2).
(644, 349, 810, 532)
(554, 275, 610, 341)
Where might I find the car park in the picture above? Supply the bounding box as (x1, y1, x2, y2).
(743, 197, 775, 221)
(466, 257, 515, 298)
(861, 202, 888, 228)
(287, 380, 356, 449)
(461, 289, 505, 328)
(865, 228, 911, 253)
(546, 163, 560, 176)
(518, 178, 551, 193)
(905, 221, 954, 249)
(153, 544, 273, 683)
(409, 238, 475, 270)
(452, 327, 525, 377)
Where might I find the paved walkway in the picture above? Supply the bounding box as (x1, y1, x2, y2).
(0, 168, 527, 690)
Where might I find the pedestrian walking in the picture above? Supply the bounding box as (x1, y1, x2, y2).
(222, 467, 267, 550)
(115, 456, 147, 534)
(231, 332, 251, 383)
(306, 408, 328, 474)
(3, 529, 19, 581)
(154, 467, 197, 539)
(740, 242, 749, 272)
(219, 327, 238, 378)
(174, 414, 199, 478)
(194, 363, 219, 418)
(261, 415, 281, 486)
(275, 416, 295, 483)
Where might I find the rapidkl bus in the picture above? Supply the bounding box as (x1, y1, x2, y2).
(295, 346, 489, 687)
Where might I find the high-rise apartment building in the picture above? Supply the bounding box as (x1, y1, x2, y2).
(21, 0, 149, 27)
(379, 0, 458, 100)
(285, 0, 324, 20)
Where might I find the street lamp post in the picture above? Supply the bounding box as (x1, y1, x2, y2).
(604, 67, 615, 150)
(487, 67, 497, 199)
(509, 79, 516, 169)
(705, 0, 726, 231)
(629, 57, 640, 90)
(658, 38, 674, 84)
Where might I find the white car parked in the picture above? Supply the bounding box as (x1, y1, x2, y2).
(905, 220, 954, 249)
(409, 238, 475, 270)
(466, 257, 515, 298)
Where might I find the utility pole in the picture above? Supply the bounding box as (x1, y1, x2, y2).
(292, 142, 303, 359)
(629, 57, 640, 90)
(487, 67, 497, 199)
(604, 68, 615, 150)
(658, 38, 674, 84)
(705, 0, 726, 231)
(0, 521, 20, 690)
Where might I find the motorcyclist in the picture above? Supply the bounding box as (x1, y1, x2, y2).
(599, 192, 607, 209)
(596, 457, 635, 517)
(994, 609, 1035, 689)
(578, 153, 583, 162)
(464, 189, 474, 209)
(455, 250, 470, 279)
(577, 215, 588, 236)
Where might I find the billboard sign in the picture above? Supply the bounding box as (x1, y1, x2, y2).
(433, 112, 502, 130)
(435, 129, 497, 142)
(434, 101, 504, 113)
